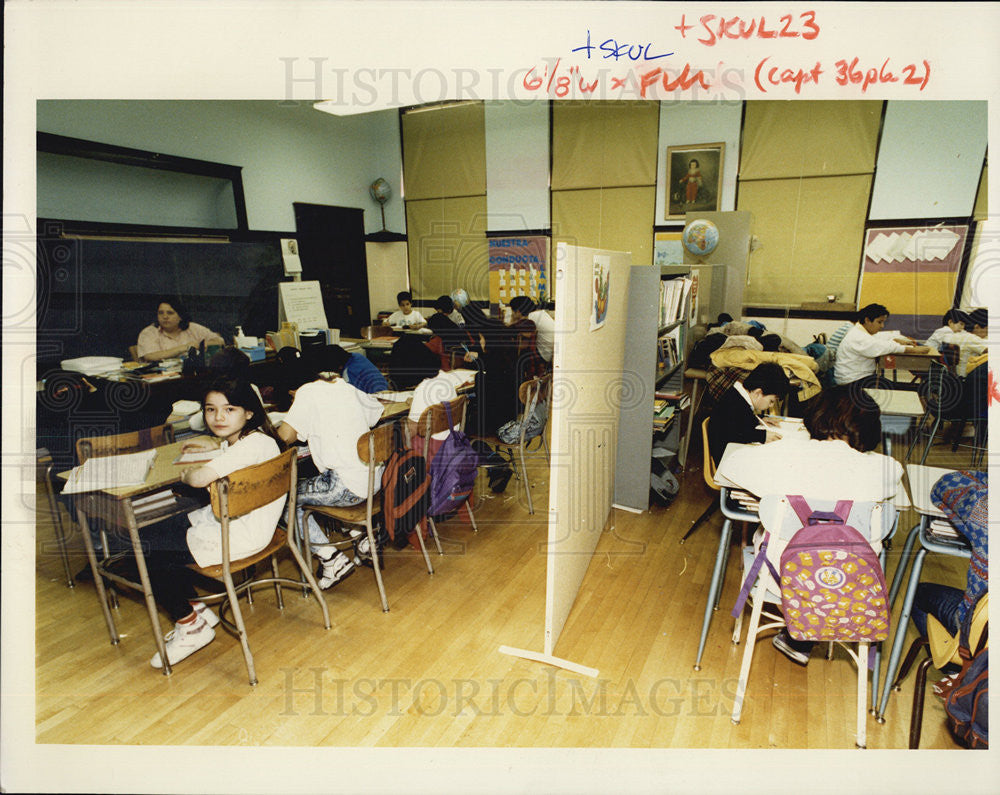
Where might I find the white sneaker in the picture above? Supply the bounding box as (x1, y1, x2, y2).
(150, 618, 216, 669)
(316, 551, 357, 590)
(190, 601, 220, 628)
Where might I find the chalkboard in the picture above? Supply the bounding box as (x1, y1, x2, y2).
(36, 233, 285, 371)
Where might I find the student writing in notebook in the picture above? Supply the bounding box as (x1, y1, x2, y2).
(707, 362, 790, 465)
(137, 378, 286, 668)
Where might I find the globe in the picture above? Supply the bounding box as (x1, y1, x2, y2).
(369, 177, 391, 205)
(683, 218, 719, 257)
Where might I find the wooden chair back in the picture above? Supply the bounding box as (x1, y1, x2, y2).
(356, 421, 396, 466)
(518, 373, 551, 407)
(700, 417, 719, 493)
(76, 424, 175, 464)
(417, 396, 468, 440)
(210, 447, 296, 522)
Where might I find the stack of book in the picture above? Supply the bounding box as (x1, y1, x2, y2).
(652, 399, 676, 432)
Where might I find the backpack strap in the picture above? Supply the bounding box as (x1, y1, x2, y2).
(788, 495, 853, 526)
(731, 531, 781, 618)
(441, 400, 455, 437)
(787, 495, 813, 525)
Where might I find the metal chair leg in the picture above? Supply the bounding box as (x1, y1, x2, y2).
(694, 518, 733, 670)
(681, 501, 716, 544)
(909, 657, 934, 748)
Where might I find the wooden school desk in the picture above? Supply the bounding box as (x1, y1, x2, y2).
(59, 436, 212, 675)
(876, 348, 939, 384)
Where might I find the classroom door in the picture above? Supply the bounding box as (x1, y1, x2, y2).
(293, 203, 371, 337)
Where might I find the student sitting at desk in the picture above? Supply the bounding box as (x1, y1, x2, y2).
(427, 295, 480, 364)
(390, 334, 475, 458)
(926, 308, 972, 350)
(136, 296, 224, 362)
(833, 303, 930, 386)
(910, 470, 987, 646)
(310, 343, 389, 394)
(140, 378, 286, 668)
(707, 363, 790, 465)
(715, 385, 904, 665)
(277, 359, 385, 589)
(384, 291, 426, 330)
(508, 296, 556, 365)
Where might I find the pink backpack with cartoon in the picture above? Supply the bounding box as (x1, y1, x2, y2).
(733, 496, 891, 643)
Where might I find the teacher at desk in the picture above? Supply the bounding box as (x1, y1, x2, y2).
(136, 297, 224, 362)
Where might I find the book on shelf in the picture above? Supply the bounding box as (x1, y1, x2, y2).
(658, 276, 693, 327)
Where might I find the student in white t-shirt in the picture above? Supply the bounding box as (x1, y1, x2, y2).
(833, 303, 930, 386)
(384, 290, 426, 329)
(141, 378, 286, 669)
(277, 362, 385, 589)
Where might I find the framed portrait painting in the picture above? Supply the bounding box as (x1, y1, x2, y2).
(666, 143, 725, 220)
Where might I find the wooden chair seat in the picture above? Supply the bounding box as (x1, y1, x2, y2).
(191, 527, 288, 579)
(303, 497, 381, 527)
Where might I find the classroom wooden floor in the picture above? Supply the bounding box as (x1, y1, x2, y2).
(34, 432, 977, 751)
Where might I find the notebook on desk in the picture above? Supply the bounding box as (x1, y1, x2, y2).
(62, 449, 157, 494)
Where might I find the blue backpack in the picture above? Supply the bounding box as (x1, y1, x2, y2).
(428, 401, 479, 517)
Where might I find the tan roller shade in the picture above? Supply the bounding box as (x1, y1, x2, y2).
(406, 195, 489, 300)
(737, 174, 872, 306)
(402, 102, 486, 200)
(551, 186, 656, 271)
(552, 101, 659, 189)
(740, 101, 882, 180)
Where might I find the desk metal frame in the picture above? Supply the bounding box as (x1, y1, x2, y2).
(69, 438, 208, 676)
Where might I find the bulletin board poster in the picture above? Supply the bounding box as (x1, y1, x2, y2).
(591, 255, 610, 331)
(654, 231, 684, 267)
(489, 235, 548, 313)
(858, 223, 968, 340)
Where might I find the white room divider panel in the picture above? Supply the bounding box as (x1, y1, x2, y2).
(501, 242, 632, 676)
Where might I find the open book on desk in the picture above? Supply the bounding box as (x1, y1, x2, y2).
(62, 449, 157, 494)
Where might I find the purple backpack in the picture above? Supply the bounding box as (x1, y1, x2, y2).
(734, 496, 890, 643)
(427, 401, 479, 517)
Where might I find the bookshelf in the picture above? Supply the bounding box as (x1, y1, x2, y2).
(613, 265, 694, 513)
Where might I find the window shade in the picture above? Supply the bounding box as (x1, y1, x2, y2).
(740, 101, 882, 180)
(738, 174, 872, 306)
(551, 186, 656, 268)
(552, 101, 659, 189)
(405, 195, 489, 300)
(402, 102, 486, 200)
